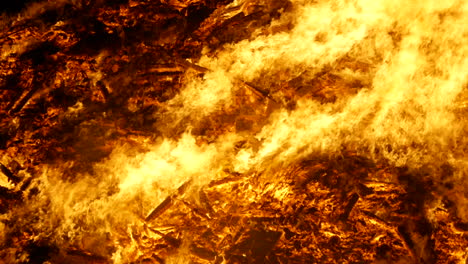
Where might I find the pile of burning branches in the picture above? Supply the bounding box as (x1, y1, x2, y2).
(0, 0, 467, 263)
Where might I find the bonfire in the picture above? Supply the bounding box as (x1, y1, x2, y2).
(0, 0, 467, 263)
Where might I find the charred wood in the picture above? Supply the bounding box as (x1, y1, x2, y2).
(65, 248, 109, 264)
(339, 192, 359, 221)
(190, 244, 217, 261)
(147, 227, 182, 248)
(146, 179, 192, 222)
(145, 195, 174, 222)
(0, 186, 21, 201)
(0, 162, 21, 184)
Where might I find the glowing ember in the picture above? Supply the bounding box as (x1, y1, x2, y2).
(0, 0, 467, 263)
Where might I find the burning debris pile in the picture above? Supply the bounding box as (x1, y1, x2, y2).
(0, 0, 467, 263)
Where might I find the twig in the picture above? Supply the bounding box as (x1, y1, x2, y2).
(199, 188, 215, 215)
(339, 193, 359, 221)
(65, 248, 108, 263)
(0, 186, 21, 200)
(363, 211, 417, 262)
(147, 226, 181, 248)
(145, 179, 192, 222)
(180, 199, 211, 220)
(239, 81, 277, 103)
(96, 81, 110, 101)
(0, 162, 21, 184)
(8, 85, 39, 114)
(145, 195, 174, 222)
(175, 59, 209, 73)
(190, 244, 217, 261)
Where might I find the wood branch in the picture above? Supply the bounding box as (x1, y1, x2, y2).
(339, 192, 359, 221)
(147, 226, 182, 248)
(0, 162, 21, 184)
(0, 186, 21, 200)
(65, 248, 108, 263)
(145, 179, 192, 222)
(239, 80, 277, 103)
(396, 226, 418, 263)
(8, 83, 38, 114)
(180, 200, 211, 220)
(147, 66, 184, 75)
(145, 195, 174, 222)
(199, 188, 215, 215)
(363, 211, 417, 262)
(175, 58, 209, 73)
(96, 81, 110, 101)
(190, 244, 217, 261)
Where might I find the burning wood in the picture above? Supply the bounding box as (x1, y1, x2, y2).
(0, 163, 21, 184)
(146, 179, 192, 222)
(338, 192, 359, 222)
(239, 81, 277, 103)
(0, 0, 467, 263)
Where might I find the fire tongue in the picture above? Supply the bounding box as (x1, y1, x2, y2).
(0, 0, 467, 263)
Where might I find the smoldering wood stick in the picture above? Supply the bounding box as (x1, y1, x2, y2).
(145, 178, 193, 222)
(147, 226, 181, 248)
(339, 192, 359, 221)
(0, 162, 21, 184)
(145, 195, 174, 222)
(0, 185, 21, 200)
(8, 84, 39, 114)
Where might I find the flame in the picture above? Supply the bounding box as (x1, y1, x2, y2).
(1, 0, 467, 262)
